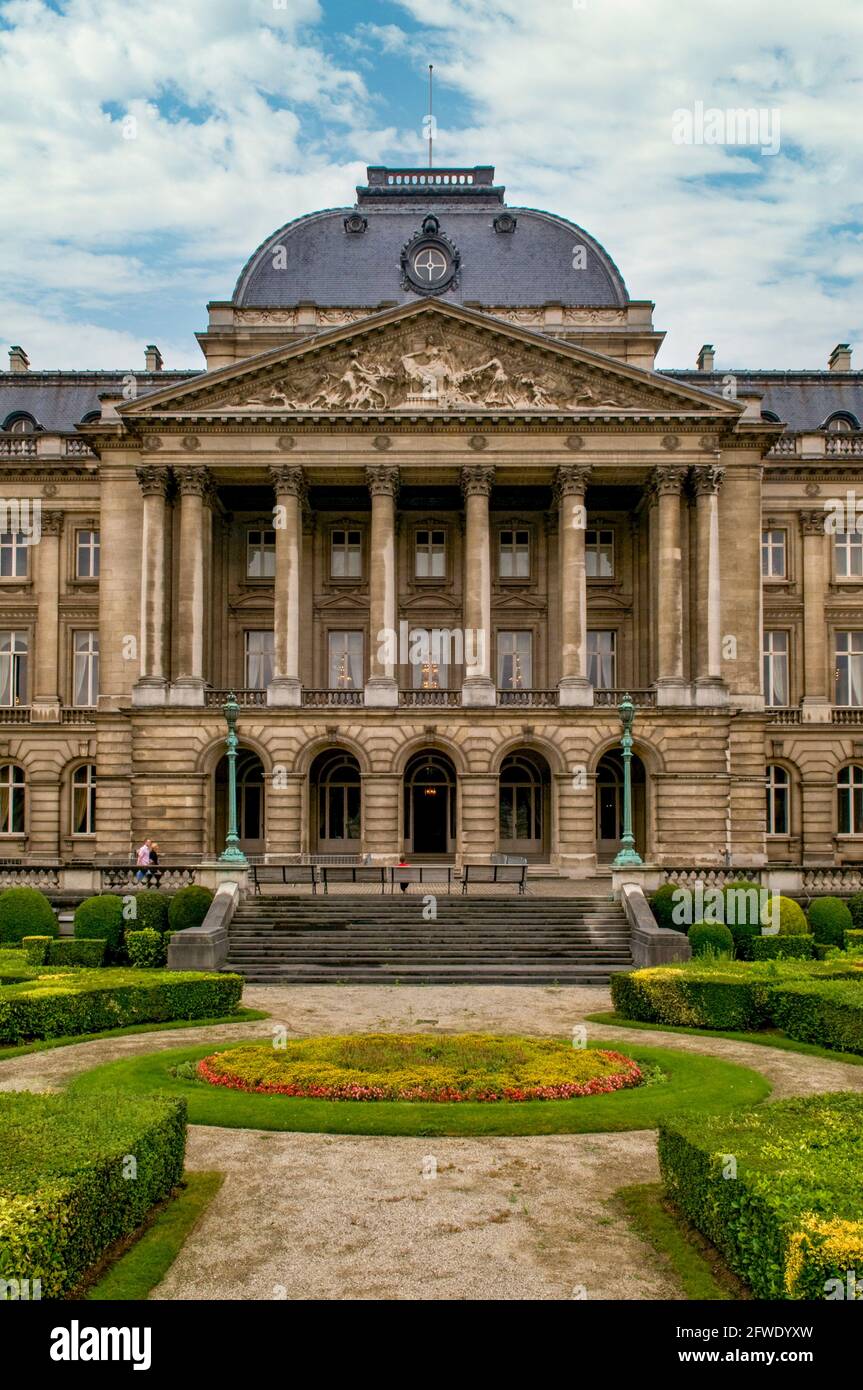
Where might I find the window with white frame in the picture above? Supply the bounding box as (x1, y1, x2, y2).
(0, 532, 28, 579)
(328, 631, 363, 688)
(75, 529, 100, 579)
(836, 631, 863, 706)
(497, 631, 532, 689)
(245, 631, 274, 689)
(766, 764, 790, 836)
(834, 532, 863, 579)
(415, 528, 446, 579)
(247, 529, 275, 579)
(71, 763, 96, 835)
(331, 529, 362, 579)
(838, 765, 863, 834)
(763, 630, 789, 707)
(761, 529, 786, 579)
(0, 631, 27, 707)
(73, 631, 99, 707)
(587, 630, 616, 688)
(586, 529, 614, 578)
(499, 528, 530, 579)
(0, 764, 24, 834)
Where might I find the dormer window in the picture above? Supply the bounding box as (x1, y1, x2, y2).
(2, 414, 37, 434)
(824, 413, 859, 432)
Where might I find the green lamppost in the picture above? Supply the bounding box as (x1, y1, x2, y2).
(612, 693, 643, 867)
(219, 692, 247, 865)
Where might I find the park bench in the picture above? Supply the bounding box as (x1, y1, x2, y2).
(461, 861, 527, 895)
(249, 864, 318, 895)
(319, 865, 388, 894)
(387, 865, 454, 894)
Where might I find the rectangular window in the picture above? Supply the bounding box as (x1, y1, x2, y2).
(75, 529, 100, 579)
(587, 630, 616, 688)
(409, 629, 451, 689)
(73, 630, 99, 707)
(836, 631, 863, 706)
(763, 630, 789, 707)
(0, 631, 27, 707)
(497, 631, 533, 689)
(761, 528, 786, 579)
(331, 529, 362, 579)
(834, 533, 863, 579)
(586, 529, 614, 578)
(766, 766, 789, 836)
(415, 529, 446, 579)
(247, 529, 275, 579)
(0, 531, 28, 579)
(245, 631, 274, 690)
(328, 631, 363, 688)
(499, 529, 530, 579)
(71, 764, 96, 836)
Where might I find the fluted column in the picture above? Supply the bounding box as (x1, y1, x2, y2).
(365, 465, 399, 707)
(692, 465, 727, 706)
(652, 465, 688, 705)
(800, 510, 831, 721)
(268, 465, 304, 706)
(32, 510, 63, 720)
(132, 466, 170, 706)
(461, 464, 496, 706)
(555, 465, 592, 706)
(170, 467, 210, 706)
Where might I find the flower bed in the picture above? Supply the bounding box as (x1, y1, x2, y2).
(197, 1034, 645, 1103)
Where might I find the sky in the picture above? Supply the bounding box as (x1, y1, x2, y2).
(0, 0, 861, 372)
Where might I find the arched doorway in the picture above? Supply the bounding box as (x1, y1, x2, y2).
(404, 750, 456, 857)
(310, 749, 362, 853)
(215, 748, 265, 856)
(498, 750, 550, 860)
(595, 750, 646, 862)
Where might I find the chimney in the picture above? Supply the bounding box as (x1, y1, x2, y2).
(829, 343, 852, 372)
(696, 344, 715, 373)
(8, 345, 29, 373)
(145, 344, 163, 373)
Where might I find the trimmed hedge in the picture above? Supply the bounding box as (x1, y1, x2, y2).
(846, 929, 863, 953)
(167, 886, 214, 932)
(73, 895, 126, 960)
(0, 968, 243, 1044)
(125, 928, 171, 969)
(659, 1093, 863, 1298)
(770, 979, 863, 1055)
(22, 937, 107, 968)
(749, 934, 816, 962)
(848, 892, 863, 932)
(807, 896, 853, 947)
(687, 921, 733, 958)
(0, 887, 58, 946)
(128, 890, 170, 934)
(0, 1091, 186, 1299)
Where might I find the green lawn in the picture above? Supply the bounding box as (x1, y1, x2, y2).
(613, 1183, 746, 1301)
(0, 1009, 268, 1062)
(585, 1010, 863, 1066)
(86, 1172, 223, 1301)
(67, 1037, 771, 1136)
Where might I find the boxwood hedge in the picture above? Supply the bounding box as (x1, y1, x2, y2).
(168, 886, 214, 932)
(659, 1093, 863, 1299)
(0, 1091, 186, 1299)
(770, 979, 863, 1055)
(749, 935, 816, 962)
(22, 937, 106, 968)
(807, 896, 853, 947)
(0, 968, 243, 1044)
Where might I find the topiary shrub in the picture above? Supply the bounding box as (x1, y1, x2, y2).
(847, 892, 863, 932)
(807, 896, 853, 947)
(688, 921, 734, 958)
(167, 886, 213, 932)
(125, 928, 167, 969)
(0, 887, 58, 945)
(73, 894, 126, 961)
(649, 883, 685, 931)
(761, 894, 807, 936)
(127, 890, 170, 934)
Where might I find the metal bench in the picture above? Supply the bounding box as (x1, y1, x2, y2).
(320, 865, 388, 894)
(461, 862, 527, 894)
(387, 865, 453, 894)
(249, 864, 318, 895)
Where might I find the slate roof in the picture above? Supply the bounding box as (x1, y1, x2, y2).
(0, 373, 196, 434)
(666, 373, 863, 431)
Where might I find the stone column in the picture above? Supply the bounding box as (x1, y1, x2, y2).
(170, 467, 210, 706)
(692, 464, 727, 706)
(268, 465, 304, 706)
(800, 510, 831, 721)
(652, 465, 688, 705)
(364, 465, 399, 707)
(32, 510, 63, 720)
(461, 464, 496, 706)
(132, 466, 170, 706)
(555, 464, 592, 706)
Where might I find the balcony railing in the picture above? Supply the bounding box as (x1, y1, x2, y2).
(832, 707, 863, 724)
(302, 688, 363, 707)
(204, 688, 267, 708)
(497, 689, 558, 708)
(0, 434, 37, 457)
(826, 434, 863, 456)
(767, 706, 803, 724)
(767, 430, 863, 458)
(400, 688, 462, 707)
(593, 688, 658, 709)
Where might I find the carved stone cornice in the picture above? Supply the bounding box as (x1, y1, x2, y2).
(135, 464, 170, 498)
(799, 509, 827, 537)
(461, 464, 495, 499)
(366, 464, 400, 499)
(553, 463, 591, 502)
(690, 464, 726, 497)
(269, 464, 306, 499)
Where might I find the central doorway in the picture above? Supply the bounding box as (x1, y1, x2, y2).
(404, 751, 456, 856)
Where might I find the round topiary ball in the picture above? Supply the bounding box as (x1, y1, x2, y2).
(807, 895, 853, 946)
(649, 883, 686, 931)
(761, 894, 807, 936)
(0, 886, 58, 944)
(73, 894, 126, 959)
(168, 885, 214, 932)
(129, 890, 170, 934)
(688, 921, 734, 958)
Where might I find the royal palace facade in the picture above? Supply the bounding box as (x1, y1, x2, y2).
(1, 165, 862, 876)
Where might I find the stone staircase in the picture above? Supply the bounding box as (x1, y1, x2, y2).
(224, 895, 632, 984)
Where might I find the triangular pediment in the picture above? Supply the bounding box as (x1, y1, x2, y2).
(119, 300, 740, 420)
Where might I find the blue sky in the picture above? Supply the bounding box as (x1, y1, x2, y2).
(0, 0, 861, 371)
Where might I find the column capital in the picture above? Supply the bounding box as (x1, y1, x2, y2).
(366, 463, 400, 498)
(135, 464, 170, 498)
(799, 509, 826, 536)
(554, 463, 591, 502)
(690, 464, 726, 497)
(649, 464, 686, 499)
(175, 465, 212, 497)
(461, 463, 495, 499)
(40, 510, 64, 536)
(269, 464, 306, 498)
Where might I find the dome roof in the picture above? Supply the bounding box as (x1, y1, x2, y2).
(232, 166, 628, 311)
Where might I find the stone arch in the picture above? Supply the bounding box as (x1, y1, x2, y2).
(196, 732, 274, 779)
(293, 732, 372, 778)
(391, 730, 469, 778)
(490, 731, 567, 777)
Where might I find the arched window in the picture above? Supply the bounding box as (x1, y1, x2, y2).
(313, 750, 361, 850)
(2, 413, 38, 434)
(0, 764, 25, 834)
(71, 764, 96, 835)
(838, 765, 863, 834)
(79, 410, 101, 425)
(499, 752, 549, 855)
(824, 413, 859, 433)
(761, 410, 781, 423)
(766, 764, 790, 836)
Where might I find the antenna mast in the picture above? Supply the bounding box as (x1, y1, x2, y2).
(428, 64, 433, 168)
